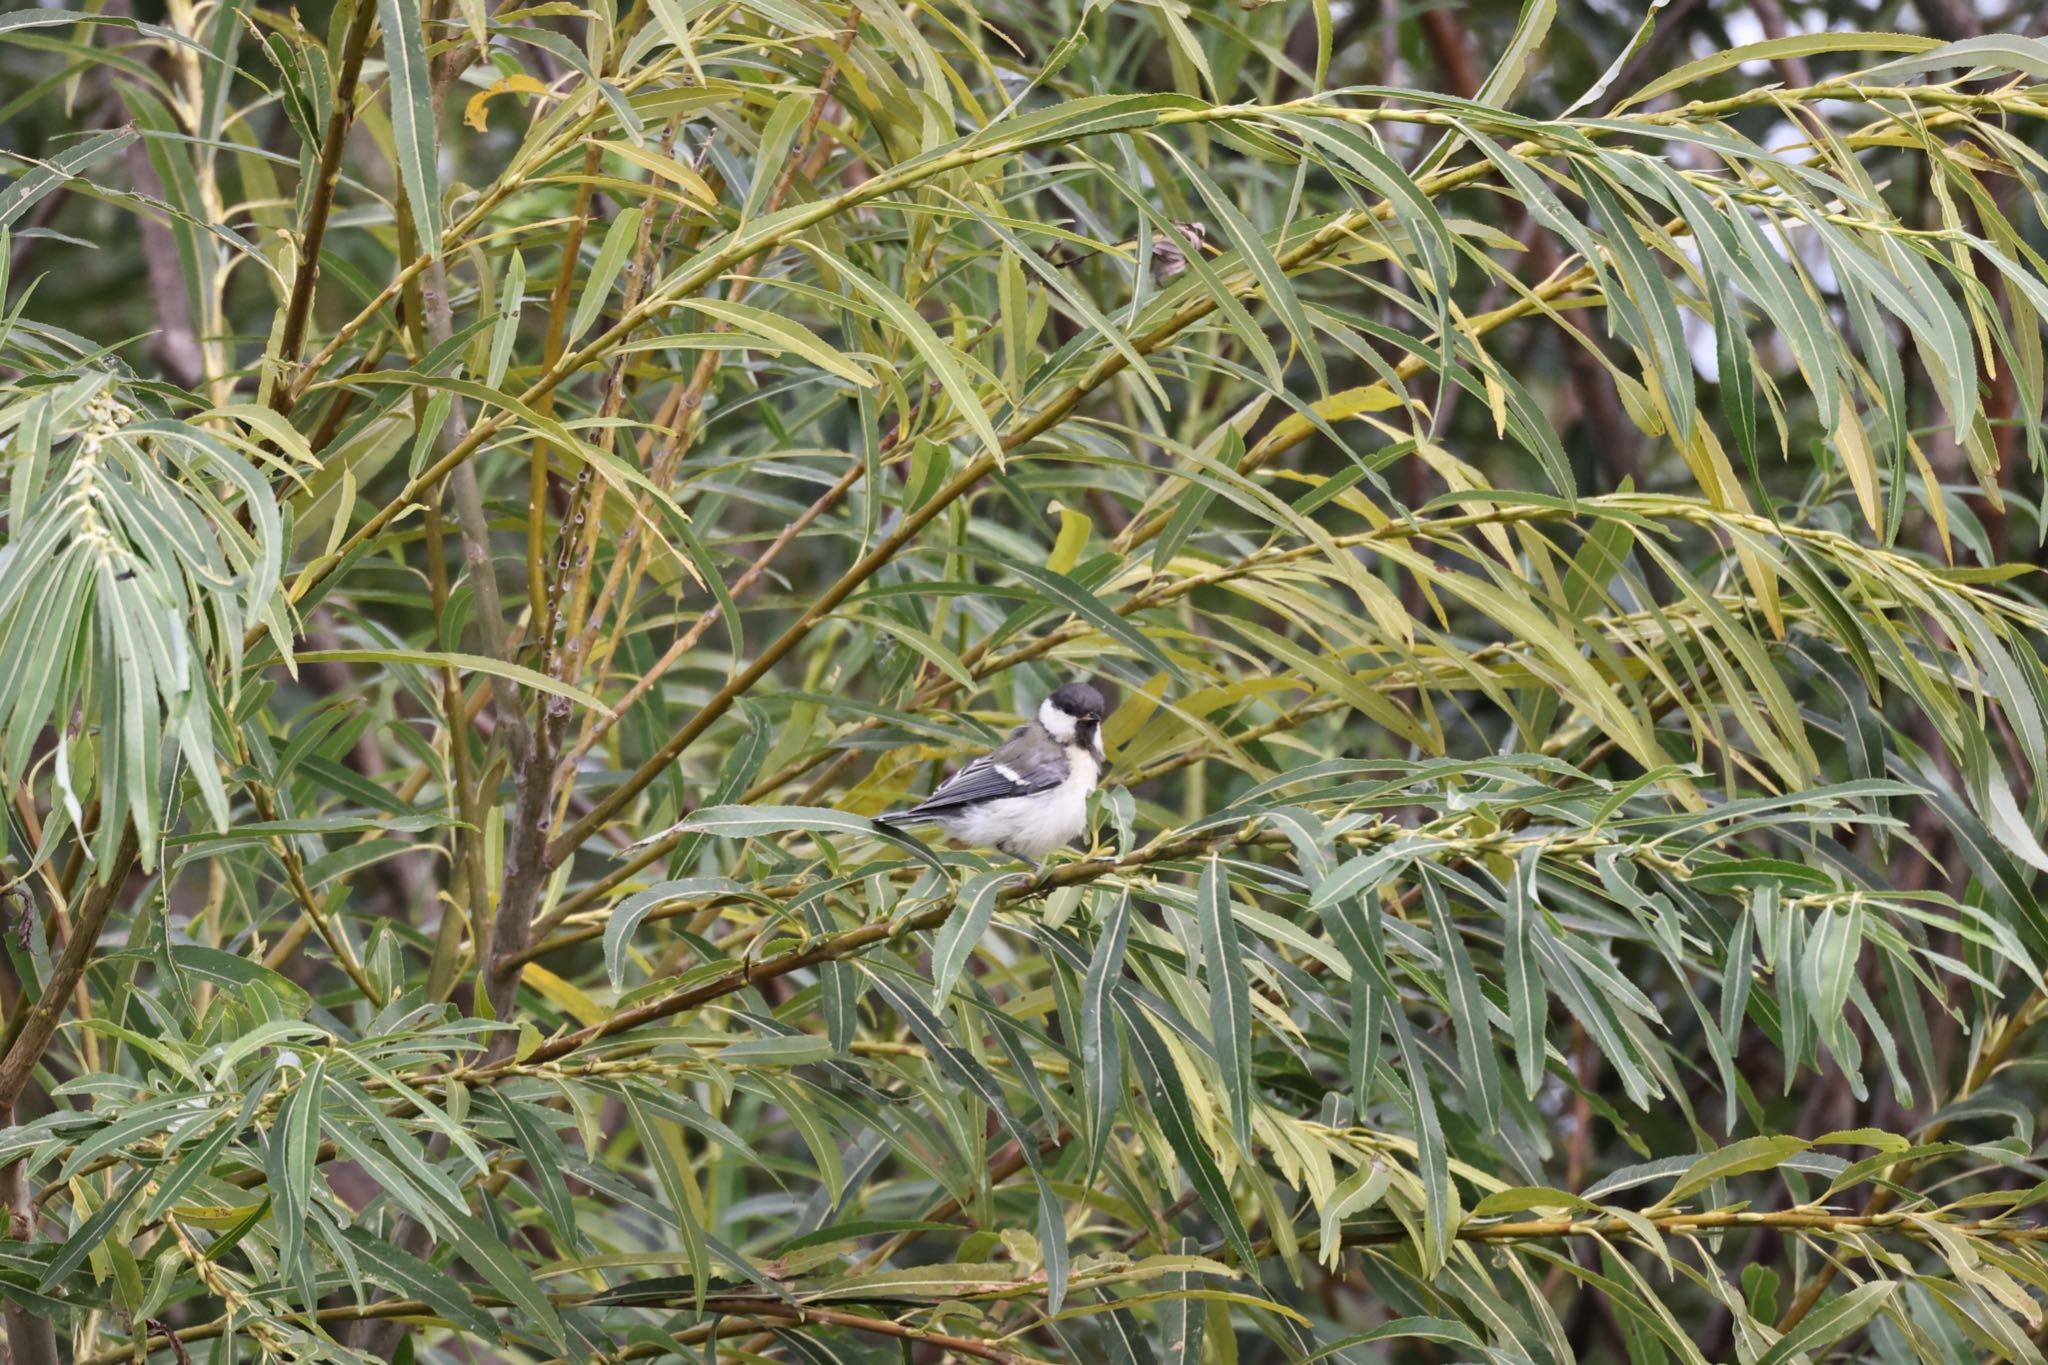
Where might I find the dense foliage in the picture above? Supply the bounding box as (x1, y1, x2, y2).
(5, 0, 2048, 1360)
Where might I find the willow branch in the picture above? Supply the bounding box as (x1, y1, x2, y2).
(269, 0, 378, 417)
(0, 832, 138, 1111)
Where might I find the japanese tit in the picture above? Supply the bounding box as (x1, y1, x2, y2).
(1048, 222, 1215, 285)
(876, 682, 1108, 867)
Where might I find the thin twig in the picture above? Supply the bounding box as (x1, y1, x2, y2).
(269, 0, 378, 417)
(549, 9, 865, 796)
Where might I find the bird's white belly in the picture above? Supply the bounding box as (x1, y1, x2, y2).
(939, 751, 1099, 859)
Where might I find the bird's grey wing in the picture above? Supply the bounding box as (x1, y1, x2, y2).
(899, 731, 1069, 814)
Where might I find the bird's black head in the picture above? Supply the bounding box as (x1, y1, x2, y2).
(1049, 681, 1106, 721)
(1042, 681, 1108, 756)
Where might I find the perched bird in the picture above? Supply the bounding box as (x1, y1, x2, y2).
(876, 682, 1108, 868)
(1047, 222, 1216, 285)
(1139, 221, 1211, 285)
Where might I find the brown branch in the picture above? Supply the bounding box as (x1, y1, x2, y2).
(270, 0, 378, 417)
(1416, 10, 1480, 103)
(0, 1102, 58, 1365)
(0, 826, 140, 1365)
(1911, 0, 1981, 40)
(0, 833, 138, 1111)
(616, 1303, 1032, 1365)
(526, 142, 607, 631)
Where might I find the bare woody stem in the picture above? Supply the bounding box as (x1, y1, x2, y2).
(0, 833, 140, 1365)
(269, 0, 378, 418)
(0, 833, 138, 1110)
(0, 1126, 58, 1365)
(527, 143, 606, 632)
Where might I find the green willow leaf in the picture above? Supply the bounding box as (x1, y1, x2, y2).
(863, 968, 1071, 1312)
(338, 1226, 500, 1339)
(930, 871, 1021, 1009)
(604, 878, 757, 989)
(1166, 146, 1325, 393)
(1505, 847, 1547, 1100)
(1754, 1282, 1897, 1365)
(1121, 1003, 1257, 1272)
(38, 1167, 148, 1292)
(1080, 890, 1132, 1186)
(292, 649, 613, 715)
(1421, 871, 1501, 1133)
(675, 804, 948, 873)
(443, 1212, 566, 1349)
(824, 252, 1006, 467)
(974, 551, 1185, 685)
(0, 127, 137, 228)
(376, 0, 439, 251)
(681, 296, 877, 386)
(1196, 855, 1254, 1154)
(743, 92, 810, 222)
(569, 205, 644, 347)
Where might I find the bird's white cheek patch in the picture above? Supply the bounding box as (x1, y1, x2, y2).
(1037, 699, 1078, 743)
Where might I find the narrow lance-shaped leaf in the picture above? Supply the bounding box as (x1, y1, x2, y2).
(377, 0, 440, 251)
(569, 205, 644, 347)
(1120, 1000, 1257, 1271)
(1080, 890, 1132, 1187)
(0, 127, 137, 229)
(930, 871, 1019, 1009)
(1422, 870, 1501, 1133)
(1505, 846, 1547, 1099)
(862, 969, 1070, 1313)
(1196, 855, 1254, 1153)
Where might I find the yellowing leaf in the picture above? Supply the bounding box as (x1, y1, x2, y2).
(595, 139, 719, 207)
(1833, 393, 1881, 535)
(204, 403, 321, 474)
(1047, 501, 1091, 574)
(1245, 384, 1402, 469)
(1908, 434, 1952, 561)
(521, 962, 610, 1026)
(464, 74, 549, 132)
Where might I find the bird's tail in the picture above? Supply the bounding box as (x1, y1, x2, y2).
(874, 809, 926, 826)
